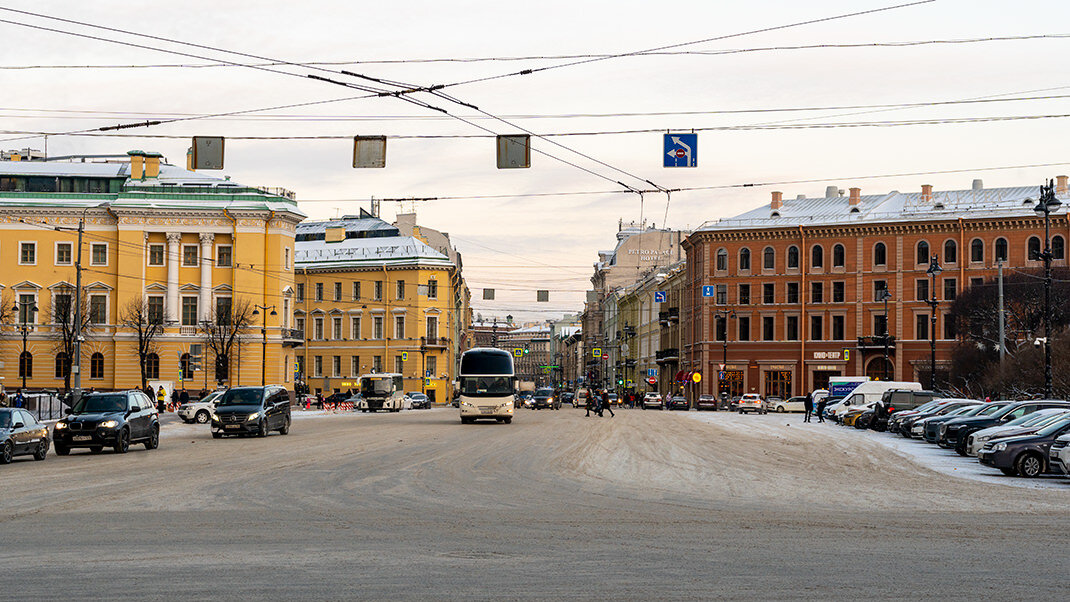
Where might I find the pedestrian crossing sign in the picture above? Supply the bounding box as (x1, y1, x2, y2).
(513, 348, 523, 358)
(402, 352, 408, 361)
(593, 348, 602, 358)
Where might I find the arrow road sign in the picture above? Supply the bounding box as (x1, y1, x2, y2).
(664, 133, 697, 168)
(702, 285, 715, 297)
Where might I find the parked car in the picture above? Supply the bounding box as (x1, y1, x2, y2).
(773, 396, 808, 413)
(872, 389, 939, 431)
(177, 389, 225, 424)
(887, 399, 954, 435)
(642, 392, 664, 410)
(560, 392, 575, 406)
(965, 409, 1070, 456)
(944, 400, 1070, 455)
(407, 392, 431, 409)
(918, 403, 981, 441)
(53, 390, 159, 455)
(978, 414, 1070, 477)
(738, 393, 764, 414)
(0, 408, 50, 464)
(764, 396, 783, 413)
(695, 394, 719, 411)
(906, 400, 978, 438)
(667, 396, 689, 411)
(211, 386, 292, 438)
(935, 402, 1010, 447)
(1048, 433, 1070, 475)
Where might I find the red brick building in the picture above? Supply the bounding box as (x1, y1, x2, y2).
(683, 177, 1070, 398)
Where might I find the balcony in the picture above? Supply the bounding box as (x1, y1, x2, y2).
(179, 325, 197, 336)
(282, 328, 304, 347)
(655, 348, 679, 364)
(857, 335, 895, 350)
(421, 336, 448, 349)
(658, 311, 670, 327)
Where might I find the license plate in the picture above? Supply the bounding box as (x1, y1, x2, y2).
(73, 435, 92, 442)
(225, 425, 239, 429)
(479, 408, 494, 414)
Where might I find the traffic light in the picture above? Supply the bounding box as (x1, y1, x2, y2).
(523, 345, 529, 355)
(617, 379, 624, 386)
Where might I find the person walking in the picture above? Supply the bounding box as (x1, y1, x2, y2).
(585, 389, 594, 417)
(815, 392, 827, 423)
(13, 388, 25, 409)
(179, 388, 190, 407)
(599, 389, 613, 417)
(803, 392, 813, 423)
(156, 386, 167, 413)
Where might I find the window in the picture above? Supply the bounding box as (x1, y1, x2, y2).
(373, 316, 384, 339)
(180, 353, 192, 381)
(426, 316, 439, 339)
(943, 315, 956, 339)
(314, 356, 323, 377)
(396, 280, 406, 300)
(87, 243, 107, 266)
(332, 356, 341, 378)
(427, 355, 437, 376)
(786, 282, 799, 304)
(810, 315, 823, 340)
(315, 283, 324, 302)
(55, 352, 71, 379)
(372, 356, 382, 372)
(182, 245, 198, 267)
(832, 281, 845, 303)
(148, 296, 164, 324)
(427, 279, 438, 299)
(89, 295, 107, 324)
(351, 356, 360, 377)
(334, 282, 342, 302)
(970, 239, 984, 263)
(352, 281, 361, 300)
(874, 314, 888, 336)
(786, 316, 799, 341)
(737, 316, 750, 341)
(19, 351, 32, 379)
(970, 277, 983, 288)
(20, 242, 35, 265)
(715, 316, 727, 341)
(282, 299, 290, 329)
(395, 316, 405, 339)
(787, 245, 799, 269)
(1028, 236, 1042, 260)
(313, 317, 324, 340)
(832, 244, 845, 268)
(763, 247, 775, 270)
(56, 242, 73, 265)
(148, 243, 164, 266)
(874, 280, 887, 300)
(181, 297, 198, 326)
(873, 242, 887, 267)
(216, 297, 232, 324)
(351, 316, 361, 339)
(916, 279, 929, 301)
(943, 278, 957, 301)
(916, 241, 929, 265)
(1054, 235, 1066, 260)
(333, 316, 343, 340)
(394, 355, 404, 374)
(145, 353, 159, 379)
(832, 315, 845, 340)
(217, 245, 232, 267)
(715, 284, 727, 305)
(763, 283, 775, 304)
(944, 240, 957, 264)
(53, 293, 71, 323)
(916, 314, 929, 340)
(762, 316, 775, 341)
(995, 237, 1008, 262)
(374, 281, 383, 301)
(296, 283, 305, 303)
(738, 284, 750, 305)
(90, 352, 104, 379)
(716, 248, 728, 271)
(811, 245, 824, 269)
(295, 316, 305, 337)
(284, 248, 291, 270)
(739, 248, 751, 271)
(811, 282, 823, 304)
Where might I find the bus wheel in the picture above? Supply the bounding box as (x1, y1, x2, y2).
(461, 417, 473, 424)
(503, 417, 512, 424)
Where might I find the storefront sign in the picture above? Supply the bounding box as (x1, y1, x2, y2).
(812, 351, 841, 360)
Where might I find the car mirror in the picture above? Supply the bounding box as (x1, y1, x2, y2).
(130, 406, 141, 413)
(65, 408, 72, 415)
(13, 422, 24, 429)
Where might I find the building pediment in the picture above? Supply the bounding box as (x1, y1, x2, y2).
(48, 281, 75, 291)
(178, 283, 200, 292)
(13, 280, 41, 291)
(85, 281, 114, 291)
(144, 282, 167, 292)
(212, 284, 232, 293)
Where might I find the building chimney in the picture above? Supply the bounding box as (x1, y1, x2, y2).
(128, 150, 145, 180)
(771, 191, 783, 211)
(972, 179, 983, 191)
(1057, 175, 1068, 196)
(921, 184, 933, 203)
(797, 194, 806, 200)
(825, 185, 839, 198)
(144, 152, 162, 179)
(848, 187, 861, 206)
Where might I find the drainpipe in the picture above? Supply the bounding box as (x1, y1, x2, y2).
(264, 210, 275, 384)
(223, 207, 238, 383)
(799, 225, 807, 393)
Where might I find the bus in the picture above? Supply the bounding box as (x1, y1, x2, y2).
(458, 348, 515, 424)
(358, 373, 406, 412)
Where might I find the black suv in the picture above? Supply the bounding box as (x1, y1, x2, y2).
(53, 390, 160, 455)
(211, 386, 291, 438)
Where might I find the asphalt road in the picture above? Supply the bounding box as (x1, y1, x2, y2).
(1, 406, 1067, 601)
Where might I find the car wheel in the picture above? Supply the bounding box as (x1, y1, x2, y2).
(33, 440, 48, 461)
(1015, 452, 1044, 478)
(90, 446, 104, 454)
(114, 428, 130, 454)
(999, 467, 1018, 477)
(279, 417, 290, 435)
(211, 431, 223, 439)
(55, 443, 70, 456)
(954, 444, 969, 456)
(775, 406, 784, 413)
(195, 411, 210, 424)
(0, 440, 13, 464)
(144, 425, 159, 450)
(258, 419, 269, 438)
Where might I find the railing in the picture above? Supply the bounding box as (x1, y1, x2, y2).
(282, 328, 304, 345)
(179, 326, 198, 336)
(857, 335, 895, 349)
(421, 336, 448, 348)
(655, 348, 680, 363)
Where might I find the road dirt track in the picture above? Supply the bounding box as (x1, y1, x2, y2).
(1, 408, 1067, 600)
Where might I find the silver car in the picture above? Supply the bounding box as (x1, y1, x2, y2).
(177, 390, 225, 424)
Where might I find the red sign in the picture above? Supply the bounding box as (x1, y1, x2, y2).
(647, 377, 657, 385)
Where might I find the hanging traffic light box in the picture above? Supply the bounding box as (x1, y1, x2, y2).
(496, 135, 530, 168)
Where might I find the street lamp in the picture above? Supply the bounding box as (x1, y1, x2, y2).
(251, 305, 278, 386)
(1033, 179, 1062, 399)
(12, 299, 38, 389)
(926, 255, 942, 391)
(878, 288, 893, 380)
(717, 309, 736, 397)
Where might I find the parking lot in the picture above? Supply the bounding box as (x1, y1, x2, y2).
(1, 406, 1067, 600)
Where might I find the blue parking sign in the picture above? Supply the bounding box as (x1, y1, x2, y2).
(664, 133, 697, 168)
(702, 285, 715, 297)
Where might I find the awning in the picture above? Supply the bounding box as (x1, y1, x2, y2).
(674, 370, 686, 382)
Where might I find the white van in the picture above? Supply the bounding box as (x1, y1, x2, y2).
(831, 381, 922, 421)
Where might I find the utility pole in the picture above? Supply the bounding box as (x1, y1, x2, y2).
(997, 260, 1005, 366)
(72, 209, 86, 403)
(1033, 180, 1060, 399)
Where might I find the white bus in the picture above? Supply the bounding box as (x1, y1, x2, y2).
(458, 348, 515, 424)
(358, 373, 406, 412)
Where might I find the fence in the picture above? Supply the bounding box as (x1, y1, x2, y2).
(12, 391, 67, 421)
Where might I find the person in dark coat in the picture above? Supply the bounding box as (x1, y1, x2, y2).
(803, 393, 813, 423)
(179, 388, 190, 406)
(816, 394, 827, 423)
(585, 390, 594, 417)
(601, 390, 614, 417)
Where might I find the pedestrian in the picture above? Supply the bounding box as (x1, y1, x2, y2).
(815, 392, 827, 423)
(601, 389, 614, 417)
(179, 388, 190, 406)
(14, 388, 25, 409)
(156, 386, 167, 413)
(803, 392, 813, 422)
(585, 389, 594, 417)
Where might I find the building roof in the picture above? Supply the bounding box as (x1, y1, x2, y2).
(296, 216, 399, 241)
(698, 182, 1067, 232)
(295, 234, 453, 270)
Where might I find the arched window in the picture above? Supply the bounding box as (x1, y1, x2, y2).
(54, 352, 71, 379)
(715, 248, 728, 271)
(19, 351, 32, 379)
(943, 240, 957, 264)
(1054, 235, 1066, 260)
(180, 353, 192, 381)
(787, 245, 799, 269)
(739, 248, 751, 271)
(832, 244, 845, 268)
(970, 239, 984, 263)
(873, 242, 887, 267)
(763, 246, 775, 270)
(1028, 236, 1042, 260)
(146, 353, 160, 380)
(995, 237, 1008, 262)
(90, 352, 104, 379)
(916, 241, 929, 265)
(811, 245, 824, 269)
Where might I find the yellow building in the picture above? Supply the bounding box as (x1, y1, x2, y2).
(0, 150, 305, 393)
(294, 213, 461, 403)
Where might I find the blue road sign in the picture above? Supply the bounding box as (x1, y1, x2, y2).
(702, 285, 715, 297)
(664, 133, 697, 168)
(718, 370, 726, 380)
(654, 291, 666, 303)
(647, 368, 657, 377)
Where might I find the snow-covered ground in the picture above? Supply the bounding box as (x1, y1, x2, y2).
(681, 410, 1070, 491)
(157, 406, 450, 439)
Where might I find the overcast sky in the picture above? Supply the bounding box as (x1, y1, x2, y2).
(3, 0, 1070, 322)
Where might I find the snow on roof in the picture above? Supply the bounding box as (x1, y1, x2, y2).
(295, 234, 453, 270)
(296, 216, 398, 237)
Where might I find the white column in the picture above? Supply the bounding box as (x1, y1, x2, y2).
(166, 232, 181, 323)
(199, 232, 214, 322)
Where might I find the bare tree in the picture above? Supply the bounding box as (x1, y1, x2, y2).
(118, 297, 165, 390)
(200, 296, 255, 386)
(48, 286, 93, 394)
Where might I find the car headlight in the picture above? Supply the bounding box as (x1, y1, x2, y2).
(993, 442, 1007, 451)
(210, 412, 219, 422)
(977, 435, 990, 442)
(247, 412, 260, 421)
(461, 401, 473, 407)
(99, 420, 119, 429)
(54, 421, 67, 430)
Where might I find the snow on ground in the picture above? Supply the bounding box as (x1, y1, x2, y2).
(681, 410, 1070, 491)
(157, 406, 450, 439)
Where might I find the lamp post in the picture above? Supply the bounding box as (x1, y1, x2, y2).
(926, 255, 942, 391)
(12, 299, 38, 389)
(878, 288, 893, 380)
(251, 305, 277, 386)
(1033, 179, 1062, 399)
(717, 309, 736, 397)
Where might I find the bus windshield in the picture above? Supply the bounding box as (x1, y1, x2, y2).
(461, 376, 513, 397)
(361, 377, 393, 397)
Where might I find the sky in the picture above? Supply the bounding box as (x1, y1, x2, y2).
(2, 0, 1070, 322)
